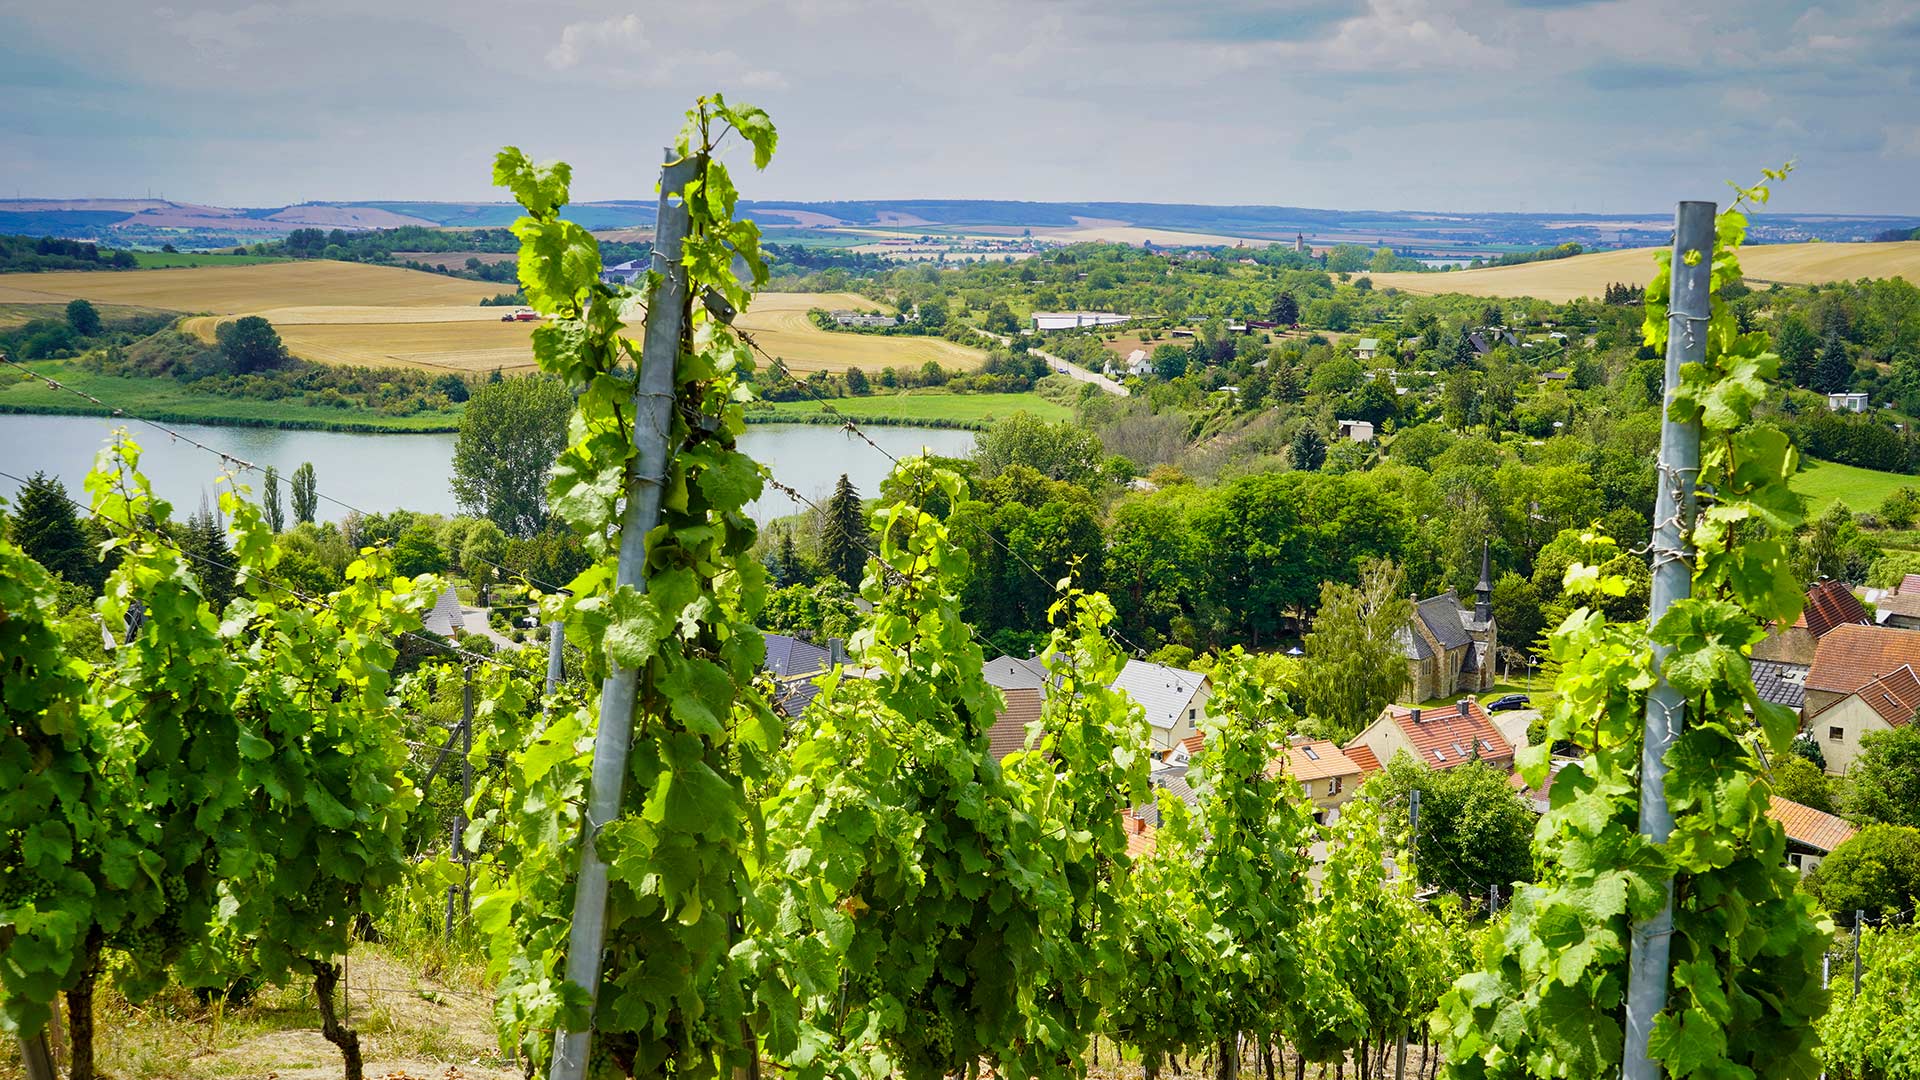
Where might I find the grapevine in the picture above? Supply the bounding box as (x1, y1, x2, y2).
(1433, 168, 1832, 1080)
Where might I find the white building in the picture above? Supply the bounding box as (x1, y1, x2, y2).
(1031, 311, 1131, 332)
(1337, 419, 1375, 443)
(599, 259, 646, 285)
(1827, 391, 1869, 412)
(1354, 338, 1380, 361)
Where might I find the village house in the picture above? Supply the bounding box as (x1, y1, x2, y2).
(1767, 797, 1857, 875)
(1275, 738, 1364, 825)
(1106, 348, 1153, 379)
(1353, 338, 1380, 361)
(1826, 391, 1870, 412)
(1803, 660, 1920, 776)
(1753, 580, 1871, 665)
(1861, 574, 1920, 630)
(1113, 658, 1212, 752)
(1345, 699, 1515, 775)
(599, 259, 646, 285)
(1400, 543, 1499, 701)
(1337, 419, 1375, 443)
(1803, 621, 1920, 719)
(984, 687, 1046, 762)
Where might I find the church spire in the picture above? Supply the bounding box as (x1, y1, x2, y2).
(1474, 539, 1493, 622)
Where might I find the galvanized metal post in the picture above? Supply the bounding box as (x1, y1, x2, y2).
(461, 665, 474, 918)
(549, 148, 698, 1080)
(543, 619, 566, 718)
(1854, 912, 1864, 997)
(1622, 200, 1714, 1080)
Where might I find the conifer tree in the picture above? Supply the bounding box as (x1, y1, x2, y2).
(818, 473, 868, 588)
(7, 471, 99, 590)
(291, 462, 318, 525)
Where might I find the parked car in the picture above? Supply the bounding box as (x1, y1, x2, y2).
(1487, 693, 1531, 712)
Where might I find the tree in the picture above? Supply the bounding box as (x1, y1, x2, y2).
(843, 365, 870, 395)
(1807, 825, 1920, 919)
(432, 372, 471, 403)
(6, 471, 100, 591)
(65, 297, 101, 336)
(1847, 723, 1920, 828)
(917, 297, 948, 328)
(215, 315, 288, 373)
(1818, 924, 1920, 1079)
(179, 502, 237, 611)
(261, 465, 285, 533)
(391, 522, 448, 577)
(1771, 755, 1838, 813)
(1489, 571, 1544, 658)
(1813, 330, 1853, 394)
(1790, 732, 1828, 771)
(1775, 313, 1819, 387)
(1298, 559, 1413, 742)
(290, 462, 318, 525)
(1372, 756, 1535, 898)
(1881, 487, 1920, 530)
(1269, 291, 1299, 326)
(972, 412, 1105, 485)
(450, 375, 570, 537)
(818, 473, 868, 588)
(1289, 426, 1326, 472)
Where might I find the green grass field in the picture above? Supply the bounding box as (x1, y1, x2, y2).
(749, 390, 1070, 429)
(1790, 457, 1920, 515)
(0, 361, 462, 432)
(131, 251, 286, 268)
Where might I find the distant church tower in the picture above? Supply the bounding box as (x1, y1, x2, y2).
(1294, 232, 1307, 254)
(1474, 539, 1493, 623)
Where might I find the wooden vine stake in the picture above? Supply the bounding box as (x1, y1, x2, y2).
(547, 147, 697, 1080)
(1620, 199, 1714, 1080)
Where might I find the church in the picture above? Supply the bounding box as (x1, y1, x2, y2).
(1400, 542, 1500, 701)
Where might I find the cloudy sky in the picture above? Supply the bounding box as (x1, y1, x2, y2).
(3, 0, 1917, 215)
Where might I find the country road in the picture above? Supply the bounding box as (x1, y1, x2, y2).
(972, 328, 1129, 397)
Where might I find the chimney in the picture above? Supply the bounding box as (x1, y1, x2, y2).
(1457, 700, 1471, 719)
(1409, 707, 1422, 724)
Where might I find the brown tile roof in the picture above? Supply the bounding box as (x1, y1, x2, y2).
(1807, 624, 1920, 697)
(1900, 573, 1920, 596)
(1873, 594, 1920, 620)
(1122, 812, 1157, 857)
(1273, 738, 1363, 783)
(1180, 732, 1207, 755)
(1370, 700, 1514, 770)
(987, 687, 1044, 761)
(1810, 664, 1920, 727)
(1800, 580, 1871, 636)
(1346, 743, 1382, 775)
(1766, 796, 1856, 854)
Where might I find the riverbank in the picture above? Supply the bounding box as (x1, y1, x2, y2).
(0, 361, 463, 432)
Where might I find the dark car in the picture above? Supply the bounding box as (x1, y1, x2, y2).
(1486, 693, 1530, 712)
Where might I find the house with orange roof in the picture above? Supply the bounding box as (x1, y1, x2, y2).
(1804, 622, 1920, 718)
(1754, 580, 1871, 665)
(1766, 796, 1856, 875)
(1803, 661, 1920, 775)
(1271, 737, 1364, 824)
(1345, 699, 1515, 775)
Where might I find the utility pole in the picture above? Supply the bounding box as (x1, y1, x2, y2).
(1621, 201, 1714, 1080)
(549, 148, 698, 1080)
(1854, 911, 1864, 997)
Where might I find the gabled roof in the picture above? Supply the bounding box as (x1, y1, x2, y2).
(1798, 580, 1871, 637)
(1900, 573, 1920, 596)
(1345, 744, 1383, 776)
(1415, 592, 1472, 651)
(1363, 700, 1514, 771)
(987, 687, 1045, 761)
(1133, 773, 1203, 828)
(1766, 796, 1856, 854)
(1356, 337, 1380, 350)
(1807, 624, 1920, 697)
(1750, 659, 1809, 710)
(422, 584, 466, 637)
(1275, 738, 1362, 783)
(1113, 659, 1207, 731)
(1123, 813, 1158, 857)
(1397, 624, 1433, 661)
(764, 633, 830, 680)
(771, 675, 822, 717)
(1811, 664, 1920, 728)
(983, 654, 1051, 692)
(1180, 732, 1206, 755)
(1872, 593, 1920, 623)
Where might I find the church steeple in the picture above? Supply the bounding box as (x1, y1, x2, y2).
(1474, 539, 1493, 623)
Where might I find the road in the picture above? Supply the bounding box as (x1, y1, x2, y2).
(971, 328, 1129, 397)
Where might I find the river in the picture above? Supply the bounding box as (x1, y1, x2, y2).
(0, 413, 975, 527)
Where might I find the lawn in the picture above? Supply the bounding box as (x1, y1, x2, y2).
(749, 389, 1070, 428)
(1790, 457, 1918, 515)
(0, 360, 463, 432)
(131, 251, 286, 268)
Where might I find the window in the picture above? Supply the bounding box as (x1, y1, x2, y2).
(1829, 726, 1845, 742)
(1328, 777, 1343, 797)
(1432, 748, 1447, 762)
(1302, 745, 1320, 761)
(1189, 708, 1197, 721)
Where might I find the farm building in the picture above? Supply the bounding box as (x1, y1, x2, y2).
(600, 259, 646, 285)
(1354, 338, 1380, 360)
(831, 310, 897, 328)
(1826, 391, 1869, 412)
(1031, 311, 1130, 332)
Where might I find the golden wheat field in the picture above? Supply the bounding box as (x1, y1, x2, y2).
(1366, 241, 1920, 302)
(0, 261, 505, 311)
(732, 291, 986, 374)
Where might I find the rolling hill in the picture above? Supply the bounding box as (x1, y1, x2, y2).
(1365, 242, 1920, 302)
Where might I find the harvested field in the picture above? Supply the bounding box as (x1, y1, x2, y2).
(1366, 241, 1920, 301)
(0, 261, 505, 312)
(733, 292, 986, 374)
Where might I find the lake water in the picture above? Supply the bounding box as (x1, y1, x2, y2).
(0, 413, 974, 527)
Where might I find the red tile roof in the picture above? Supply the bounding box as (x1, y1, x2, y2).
(1122, 812, 1157, 857)
(1766, 796, 1856, 854)
(1900, 573, 1920, 596)
(1180, 732, 1207, 755)
(1370, 700, 1514, 770)
(1272, 738, 1363, 782)
(1807, 624, 1920, 697)
(1798, 580, 1871, 636)
(987, 687, 1044, 761)
(1809, 664, 1920, 727)
(1346, 744, 1382, 776)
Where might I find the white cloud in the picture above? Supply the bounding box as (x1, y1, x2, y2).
(547, 13, 647, 70)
